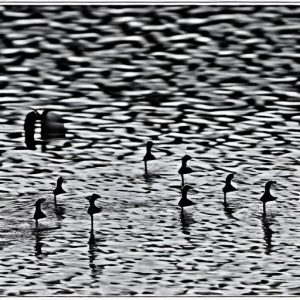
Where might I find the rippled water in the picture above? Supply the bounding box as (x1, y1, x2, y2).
(1, 5, 300, 296)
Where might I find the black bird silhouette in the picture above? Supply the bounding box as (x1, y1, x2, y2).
(24, 109, 66, 148)
(40, 109, 66, 140)
(223, 173, 237, 204)
(24, 110, 38, 149)
(178, 184, 195, 210)
(86, 194, 102, 232)
(33, 198, 46, 228)
(260, 181, 277, 215)
(178, 155, 193, 186)
(53, 176, 65, 207)
(143, 141, 156, 176)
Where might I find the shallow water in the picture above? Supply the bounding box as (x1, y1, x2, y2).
(0, 5, 300, 296)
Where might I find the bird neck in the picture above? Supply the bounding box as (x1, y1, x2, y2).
(181, 190, 188, 199)
(146, 147, 152, 154)
(35, 204, 42, 211)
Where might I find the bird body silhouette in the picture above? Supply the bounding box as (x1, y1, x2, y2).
(53, 176, 65, 207)
(143, 141, 156, 175)
(178, 155, 193, 185)
(40, 110, 66, 139)
(178, 185, 195, 209)
(86, 194, 102, 232)
(260, 181, 277, 214)
(33, 198, 46, 228)
(223, 173, 236, 203)
(24, 109, 66, 145)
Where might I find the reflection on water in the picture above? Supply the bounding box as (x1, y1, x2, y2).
(34, 232, 44, 257)
(0, 4, 300, 296)
(261, 214, 274, 255)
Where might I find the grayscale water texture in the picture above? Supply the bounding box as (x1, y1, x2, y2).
(0, 5, 300, 296)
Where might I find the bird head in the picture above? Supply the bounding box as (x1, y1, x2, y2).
(146, 140, 153, 149)
(226, 173, 235, 182)
(182, 154, 192, 162)
(34, 198, 46, 206)
(265, 180, 276, 190)
(57, 176, 64, 186)
(86, 193, 101, 203)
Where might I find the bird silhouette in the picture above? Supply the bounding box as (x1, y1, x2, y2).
(86, 194, 102, 232)
(178, 155, 193, 186)
(53, 176, 66, 207)
(143, 141, 156, 176)
(260, 181, 277, 215)
(33, 198, 46, 229)
(24, 109, 66, 149)
(223, 173, 237, 204)
(178, 184, 195, 211)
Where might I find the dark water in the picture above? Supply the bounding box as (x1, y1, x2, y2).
(0, 5, 300, 296)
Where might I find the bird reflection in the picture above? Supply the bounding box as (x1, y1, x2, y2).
(180, 209, 194, 235)
(261, 214, 274, 255)
(223, 202, 239, 221)
(88, 230, 103, 277)
(34, 231, 44, 257)
(54, 205, 66, 219)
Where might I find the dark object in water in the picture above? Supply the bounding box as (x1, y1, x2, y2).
(53, 176, 66, 207)
(24, 109, 66, 148)
(178, 184, 195, 209)
(223, 173, 237, 204)
(86, 194, 102, 232)
(33, 198, 46, 228)
(143, 141, 156, 176)
(260, 181, 277, 215)
(178, 155, 193, 186)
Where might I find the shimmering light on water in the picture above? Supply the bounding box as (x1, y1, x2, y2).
(0, 5, 300, 296)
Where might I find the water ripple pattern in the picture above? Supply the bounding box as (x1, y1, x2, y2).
(0, 5, 300, 296)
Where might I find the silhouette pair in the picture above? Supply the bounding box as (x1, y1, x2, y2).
(223, 174, 277, 214)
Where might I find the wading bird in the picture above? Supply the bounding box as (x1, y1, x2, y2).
(178, 155, 193, 186)
(178, 184, 195, 210)
(33, 198, 46, 229)
(86, 194, 102, 232)
(223, 173, 236, 204)
(143, 141, 156, 176)
(53, 176, 65, 207)
(260, 181, 277, 215)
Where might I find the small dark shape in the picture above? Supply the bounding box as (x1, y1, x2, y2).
(260, 181, 277, 215)
(33, 198, 46, 228)
(143, 141, 156, 176)
(178, 155, 193, 186)
(178, 185, 195, 210)
(223, 173, 237, 204)
(53, 176, 66, 207)
(87, 194, 102, 232)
